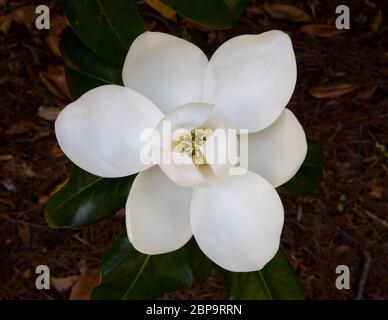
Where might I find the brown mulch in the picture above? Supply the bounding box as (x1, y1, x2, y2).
(0, 0, 387, 300)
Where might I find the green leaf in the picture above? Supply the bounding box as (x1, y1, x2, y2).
(45, 165, 135, 228)
(64, 66, 106, 99)
(60, 28, 123, 99)
(61, 28, 123, 84)
(191, 240, 217, 280)
(62, 0, 144, 66)
(277, 139, 324, 196)
(224, 249, 304, 300)
(92, 233, 193, 299)
(161, 0, 247, 29)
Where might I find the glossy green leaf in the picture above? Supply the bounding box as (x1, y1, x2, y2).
(60, 28, 123, 99)
(92, 233, 193, 299)
(45, 165, 135, 228)
(61, 28, 123, 84)
(224, 249, 304, 300)
(277, 139, 324, 196)
(62, 0, 144, 65)
(161, 0, 247, 29)
(64, 66, 106, 99)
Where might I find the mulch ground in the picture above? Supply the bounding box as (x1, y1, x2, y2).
(0, 0, 387, 299)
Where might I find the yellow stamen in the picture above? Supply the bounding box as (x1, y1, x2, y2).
(173, 128, 213, 165)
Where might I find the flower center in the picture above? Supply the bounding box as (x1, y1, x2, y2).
(173, 128, 213, 165)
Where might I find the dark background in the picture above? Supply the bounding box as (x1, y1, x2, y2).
(0, 0, 387, 299)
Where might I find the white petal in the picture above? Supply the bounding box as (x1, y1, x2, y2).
(156, 102, 214, 134)
(203, 30, 297, 133)
(241, 109, 307, 187)
(126, 165, 192, 254)
(122, 32, 209, 114)
(199, 128, 239, 180)
(190, 171, 284, 272)
(152, 103, 215, 187)
(158, 152, 211, 187)
(55, 85, 164, 178)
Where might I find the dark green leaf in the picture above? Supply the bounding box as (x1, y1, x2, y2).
(92, 233, 193, 299)
(61, 28, 123, 85)
(224, 249, 304, 300)
(61, 28, 123, 99)
(64, 66, 107, 99)
(161, 0, 247, 29)
(191, 240, 217, 280)
(62, 0, 144, 65)
(277, 139, 324, 196)
(45, 165, 135, 228)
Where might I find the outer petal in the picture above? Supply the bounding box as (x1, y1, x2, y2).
(241, 109, 307, 187)
(203, 30, 297, 132)
(122, 32, 209, 114)
(126, 165, 193, 254)
(55, 85, 164, 178)
(190, 171, 284, 272)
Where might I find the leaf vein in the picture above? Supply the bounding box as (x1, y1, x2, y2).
(96, 0, 128, 50)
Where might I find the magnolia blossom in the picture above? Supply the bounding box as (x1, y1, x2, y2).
(55, 30, 307, 272)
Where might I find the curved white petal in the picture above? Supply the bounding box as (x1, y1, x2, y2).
(55, 85, 164, 178)
(156, 102, 215, 134)
(203, 30, 297, 133)
(151, 103, 216, 187)
(190, 171, 284, 272)
(126, 165, 193, 254)
(158, 152, 211, 187)
(199, 128, 239, 180)
(123, 32, 209, 114)
(241, 109, 307, 187)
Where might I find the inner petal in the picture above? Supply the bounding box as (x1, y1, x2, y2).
(157, 127, 215, 188)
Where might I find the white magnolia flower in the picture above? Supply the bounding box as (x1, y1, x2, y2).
(55, 30, 307, 272)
